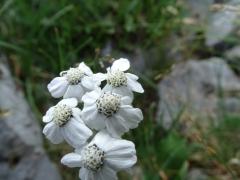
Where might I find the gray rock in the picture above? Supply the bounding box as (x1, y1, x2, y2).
(0, 163, 9, 179)
(187, 168, 209, 180)
(157, 58, 240, 129)
(225, 45, 240, 71)
(226, 45, 240, 60)
(187, 0, 213, 21)
(205, 0, 240, 46)
(0, 52, 61, 180)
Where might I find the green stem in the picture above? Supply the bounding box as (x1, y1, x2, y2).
(55, 27, 64, 71)
(26, 78, 42, 120)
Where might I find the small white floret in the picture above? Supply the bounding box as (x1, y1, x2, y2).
(81, 88, 143, 138)
(47, 62, 97, 102)
(61, 130, 137, 180)
(42, 98, 92, 148)
(93, 58, 144, 98)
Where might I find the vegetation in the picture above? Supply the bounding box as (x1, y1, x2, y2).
(1, 0, 240, 179)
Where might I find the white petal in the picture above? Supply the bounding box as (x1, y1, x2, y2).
(121, 96, 133, 105)
(119, 105, 143, 129)
(90, 130, 116, 150)
(125, 72, 138, 80)
(61, 153, 82, 167)
(105, 140, 136, 172)
(82, 88, 100, 104)
(45, 107, 54, 116)
(72, 112, 84, 124)
(81, 76, 95, 90)
(61, 118, 92, 148)
(81, 105, 99, 127)
(106, 115, 129, 138)
(42, 122, 64, 144)
(72, 108, 81, 116)
(93, 165, 117, 180)
(47, 77, 69, 98)
(58, 98, 78, 107)
(111, 58, 130, 72)
(95, 86, 102, 94)
(79, 62, 93, 76)
(43, 107, 54, 123)
(43, 115, 53, 123)
(112, 86, 133, 99)
(86, 113, 106, 130)
(102, 84, 113, 92)
(93, 73, 107, 82)
(75, 142, 88, 154)
(79, 168, 94, 180)
(63, 84, 85, 102)
(126, 75, 144, 93)
(124, 168, 132, 174)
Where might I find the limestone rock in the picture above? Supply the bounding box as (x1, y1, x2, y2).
(205, 0, 240, 46)
(187, 168, 209, 180)
(0, 52, 61, 180)
(225, 45, 240, 73)
(157, 58, 240, 129)
(187, 0, 213, 21)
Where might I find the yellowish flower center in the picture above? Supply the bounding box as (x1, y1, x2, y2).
(66, 68, 85, 85)
(107, 70, 127, 87)
(52, 104, 72, 126)
(82, 144, 106, 172)
(96, 92, 121, 117)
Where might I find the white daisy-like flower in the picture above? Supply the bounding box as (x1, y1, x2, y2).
(61, 130, 137, 180)
(93, 58, 144, 98)
(48, 62, 96, 102)
(42, 98, 92, 148)
(81, 87, 143, 138)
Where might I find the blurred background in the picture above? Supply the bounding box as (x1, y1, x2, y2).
(1, 0, 240, 179)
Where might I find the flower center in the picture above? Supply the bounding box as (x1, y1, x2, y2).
(82, 144, 106, 172)
(66, 68, 85, 85)
(52, 104, 72, 127)
(96, 92, 121, 117)
(107, 70, 127, 87)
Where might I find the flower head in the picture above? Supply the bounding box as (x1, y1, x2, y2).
(47, 62, 97, 102)
(81, 87, 143, 138)
(65, 68, 85, 85)
(96, 92, 121, 117)
(82, 143, 106, 172)
(93, 58, 144, 98)
(42, 98, 92, 148)
(61, 130, 137, 180)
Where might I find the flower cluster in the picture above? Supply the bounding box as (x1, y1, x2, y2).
(43, 59, 144, 180)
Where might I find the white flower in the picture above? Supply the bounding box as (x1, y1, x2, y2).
(61, 130, 137, 180)
(42, 98, 92, 148)
(93, 58, 144, 98)
(48, 62, 96, 102)
(81, 87, 143, 138)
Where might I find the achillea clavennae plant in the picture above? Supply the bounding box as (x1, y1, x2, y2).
(43, 58, 144, 180)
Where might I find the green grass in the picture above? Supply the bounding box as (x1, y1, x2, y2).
(1, 0, 240, 180)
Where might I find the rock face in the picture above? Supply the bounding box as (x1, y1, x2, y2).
(0, 53, 61, 180)
(187, 0, 213, 21)
(205, 0, 240, 46)
(157, 58, 240, 129)
(226, 45, 240, 72)
(186, 0, 240, 47)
